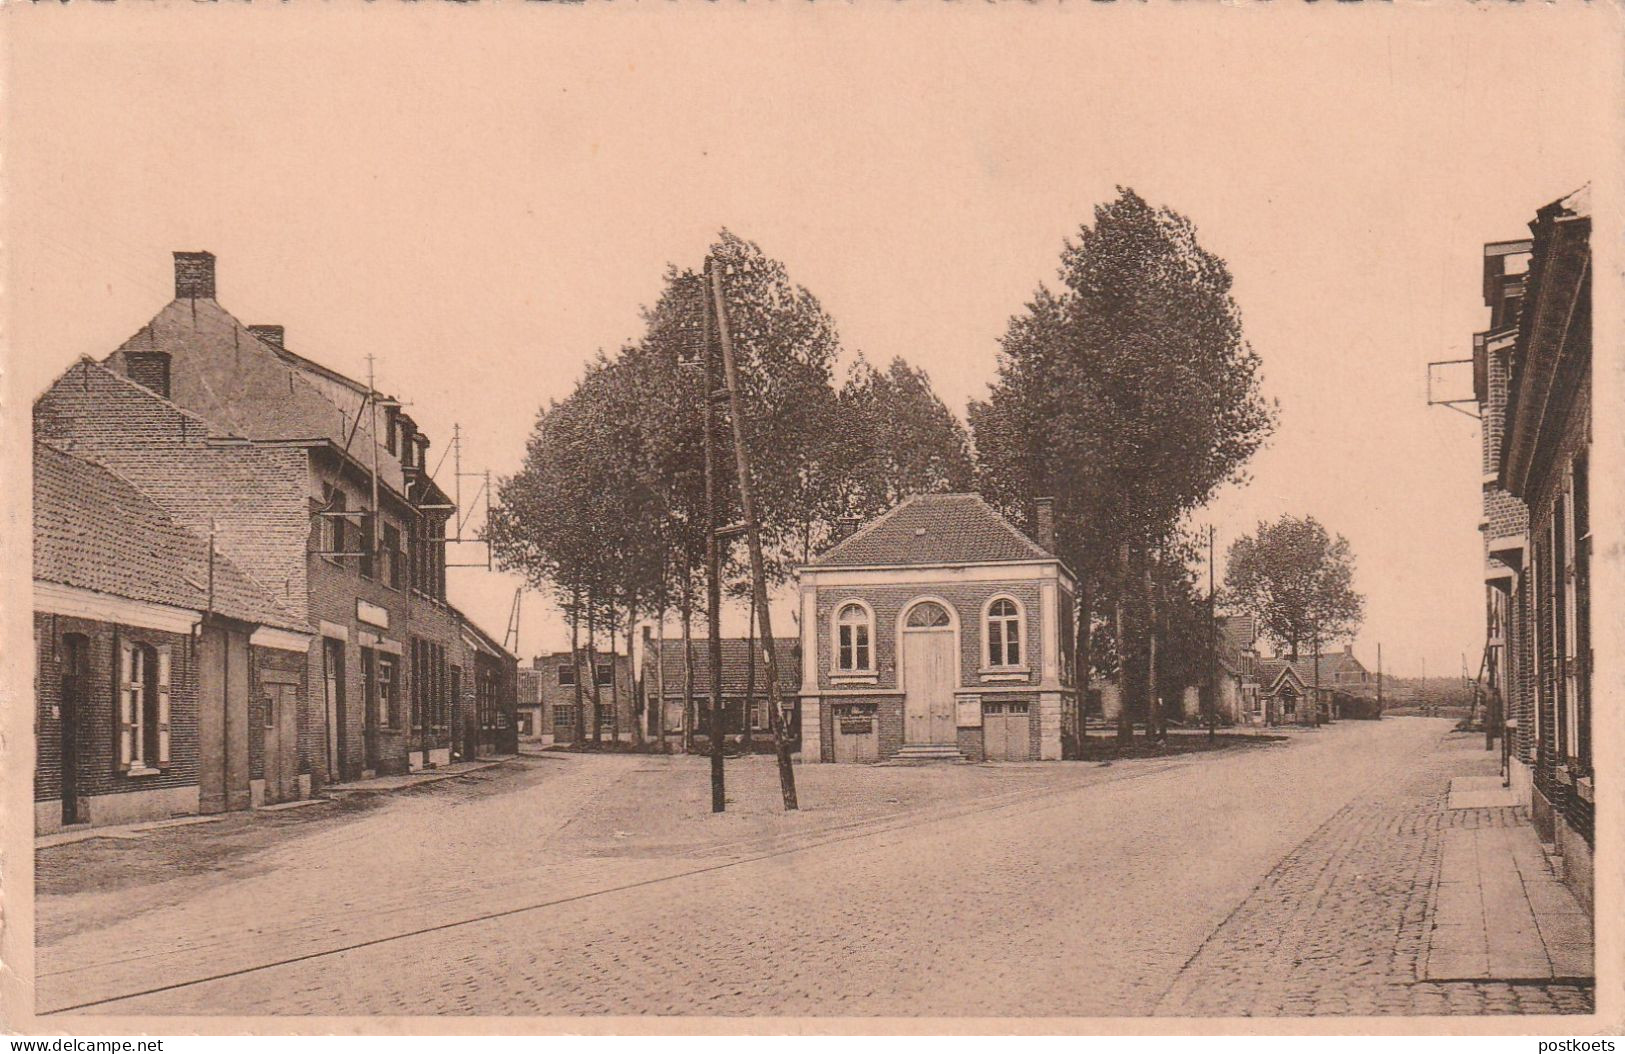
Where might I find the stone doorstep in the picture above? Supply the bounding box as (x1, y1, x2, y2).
(1424, 826, 1595, 983)
(1447, 775, 1520, 810)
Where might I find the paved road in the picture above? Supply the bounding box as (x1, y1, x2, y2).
(34, 719, 1591, 1018)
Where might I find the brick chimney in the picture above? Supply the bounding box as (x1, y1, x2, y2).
(248, 324, 285, 350)
(173, 251, 216, 299)
(838, 515, 862, 541)
(1034, 496, 1056, 552)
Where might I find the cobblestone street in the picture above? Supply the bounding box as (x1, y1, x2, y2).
(34, 718, 1592, 1020)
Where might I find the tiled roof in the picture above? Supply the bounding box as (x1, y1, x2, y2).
(807, 493, 1055, 569)
(652, 637, 801, 697)
(105, 298, 406, 494)
(33, 442, 302, 631)
(1258, 652, 1362, 692)
(34, 359, 314, 623)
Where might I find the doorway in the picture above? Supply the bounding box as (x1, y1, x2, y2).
(262, 680, 299, 804)
(324, 639, 348, 781)
(901, 600, 957, 745)
(59, 634, 88, 825)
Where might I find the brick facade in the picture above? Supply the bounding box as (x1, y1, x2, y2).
(797, 495, 1076, 764)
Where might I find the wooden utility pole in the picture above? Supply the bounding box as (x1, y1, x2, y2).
(701, 259, 726, 813)
(711, 257, 799, 811)
(1377, 642, 1383, 715)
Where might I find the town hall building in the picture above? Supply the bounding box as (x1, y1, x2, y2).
(797, 493, 1077, 763)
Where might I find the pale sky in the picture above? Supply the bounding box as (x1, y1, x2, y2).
(5, 4, 1614, 677)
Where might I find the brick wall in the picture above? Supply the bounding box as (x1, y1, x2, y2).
(34, 612, 199, 804)
(813, 579, 1045, 692)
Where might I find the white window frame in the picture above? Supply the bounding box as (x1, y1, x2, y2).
(831, 599, 877, 677)
(980, 593, 1028, 673)
(118, 639, 170, 774)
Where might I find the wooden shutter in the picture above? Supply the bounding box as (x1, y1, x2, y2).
(156, 644, 173, 765)
(117, 638, 135, 771)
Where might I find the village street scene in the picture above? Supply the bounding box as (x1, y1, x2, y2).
(9, 11, 1605, 1028)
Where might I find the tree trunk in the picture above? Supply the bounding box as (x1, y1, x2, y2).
(587, 595, 603, 747)
(570, 588, 585, 745)
(608, 604, 622, 744)
(1115, 542, 1134, 746)
(741, 586, 757, 754)
(1076, 577, 1092, 756)
(681, 577, 696, 755)
(654, 603, 668, 753)
(626, 607, 642, 746)
(1145, 557, 1161, 745)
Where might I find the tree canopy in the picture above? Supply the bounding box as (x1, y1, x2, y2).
(1224, 514, 1365, 660)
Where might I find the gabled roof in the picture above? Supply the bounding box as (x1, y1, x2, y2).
(449, 601, 516, 664)
(1255, 660, 1306, 695)
(34, 358, 314, 622)
(33, 441, 302, 631)
(652, 637, 801, 697)
(105, 297, 406, 494)
(806, 493, 1060, 570)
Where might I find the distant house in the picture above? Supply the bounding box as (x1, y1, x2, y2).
(796, 493, 1078, 763)
(529, 650, 635, 745)
(642, 634, 801, 747)
(33, 441, 313, 833)
(1255, 645, 1370, 726)
(1216, 615, 1263, 725)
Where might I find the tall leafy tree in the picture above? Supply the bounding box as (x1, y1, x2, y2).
(837, 355, 975, 522)
(970, 188, 1276, 746)
(1224, 514, 1364, 661)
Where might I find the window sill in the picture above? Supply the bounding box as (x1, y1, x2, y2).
(978, 667, 1030, 681)
(830, 672, 879, 685)
(125, 765, 163, 778)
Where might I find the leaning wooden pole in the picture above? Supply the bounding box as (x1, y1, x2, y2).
(701, 259, 726, 813)
(711, 258, 799, 811)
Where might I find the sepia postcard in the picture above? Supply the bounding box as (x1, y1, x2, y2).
(1, 0, 1621, 1039)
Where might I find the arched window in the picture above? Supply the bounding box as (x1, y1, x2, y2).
(836, 602, 873, 672)
(905, 601, 952, 628)
(985, 597, 1022, 667)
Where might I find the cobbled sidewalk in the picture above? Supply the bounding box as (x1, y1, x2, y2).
(1154, 732, 1594, 1017)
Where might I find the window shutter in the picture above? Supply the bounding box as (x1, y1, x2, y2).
(156, 644, 173, 765)
(117, 639, 135, 771)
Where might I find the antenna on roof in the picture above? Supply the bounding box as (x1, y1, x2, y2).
(445, 423, 495, 571)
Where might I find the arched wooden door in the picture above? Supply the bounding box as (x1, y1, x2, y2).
(901, 601, 957, 745)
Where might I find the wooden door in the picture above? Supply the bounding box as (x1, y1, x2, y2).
(263, 683, 298, 805)
(902, 603, 956, 746)
(59, 635, 87, 825)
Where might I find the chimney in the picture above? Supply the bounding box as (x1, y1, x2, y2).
(1034, 496, 1056, 552)
(838, 515, 862, 541)
(248, 324, 285, 350)
(173, 251, 216, 300)
(1345, 644, 1354, 656)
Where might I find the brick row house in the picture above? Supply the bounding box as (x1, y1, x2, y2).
(518, 650, 635, 745)
(642, 634, 801, 748)
(32, 442, 315, 833)
(797, 494, 1077, 763)
(33, 251, 515, 829)
(1472, 187, 1594, 909)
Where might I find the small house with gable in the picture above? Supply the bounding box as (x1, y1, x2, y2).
(796, 493, 1077, 763)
